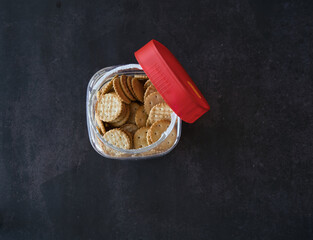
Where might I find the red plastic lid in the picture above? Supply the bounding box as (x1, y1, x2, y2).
(135, 40, 210, 123)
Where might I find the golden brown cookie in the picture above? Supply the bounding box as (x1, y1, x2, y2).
(110, 104, 130, 127)
(147, 132, 153, 145)
(144, 85, 157, 102)
(96, 93, 124, 122)
(120, 75, 136, 101)
(144, 92, 165, 115)
(133, 127, 149, 149)
(95, 112, 106, 134)
(102, 128, 131, 149)
(135, 106, 148, 128)
(144, 80, 152, 91)
(128, 102, 140, 124)
(97, 80, 114, 99)
(108, 102, 127, 123)
(131, 78, 144, 102)
(147, 120, 177, 150)
(113, 76, 131, 104)
(127, 76, 136, 98)
(120, 123, 138, 135)
(120, 129, 133, 149)
(146, 103, 173, 126)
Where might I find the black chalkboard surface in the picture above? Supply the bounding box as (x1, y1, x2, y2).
(1, 0, 313, 239)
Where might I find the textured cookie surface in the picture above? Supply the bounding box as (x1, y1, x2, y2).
(135, 106, 148, 128)
(144, 80, 152, 91)
(102, 129, 131, 149)
(128, 102, 140, 124)
(97, 80, 113, 99)
(146, 103, 173, 126)
(147, 120, 177, 150)
(131, 78, 144, 102)
(144, 85, 157, 102)
(144, 92, 165, 115)
(120, 75, 136, 101)
(110, 104, 130, 127)
(95, 111, 106, 134)
(134, 127, 149, 149)
(113, 76, 131, 104)
(96, 93, 123, 122)
(120, 124, 138, 135)
(127, 76, 136, 98)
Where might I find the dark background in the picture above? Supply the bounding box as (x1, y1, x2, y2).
(1, 0, 313, 239)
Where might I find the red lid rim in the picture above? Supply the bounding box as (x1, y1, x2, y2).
(135, 40, 210, 123)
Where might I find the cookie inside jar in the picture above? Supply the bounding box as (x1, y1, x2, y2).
(95, 74, 177, 152)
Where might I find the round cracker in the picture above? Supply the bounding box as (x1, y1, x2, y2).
(144, 85, 157, 102)
(120, 123, 138, 135)
(120, 75, 136, 101)
(134, 127, 149, 149)
(135, 106, 148, 128)
(127, 76, 136, 98)
(147, 120, 177, 149)
(119, 129, 133, 149)
(147, 132, 153, 145)
(97, 93, 124, 122)
(97, 80, 114, 99)
(128, 102, 140, 124)
(144, 92, 165, 115)
(113, 76, 131, 104)
(144, 80, 152, 91)
(131, 78, 144, 102)
(102, 129, 131, 149)
(110, 104, 130, 127)
(108, 102, 127, 123)
(95, 112, 106, 134)
(146, 103, 173, 126)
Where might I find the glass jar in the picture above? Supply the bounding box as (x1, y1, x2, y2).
(86, 64, 182, 160)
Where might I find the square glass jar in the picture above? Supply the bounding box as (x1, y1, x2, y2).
(86, 64, 182, 160)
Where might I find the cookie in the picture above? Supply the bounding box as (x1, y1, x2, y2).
(120, 129, 133, 148)
(120, 75, 136, 101)
(120, 123, 138, 135)
(127, 76, 136, 98)
(97, 80, 114, 99)
(110, 104, 130, 127)
(135, 106, 148, 128)
(134, 127, 149, 149)
(134, 74, 149, 80)
(146, 103, 173, 126)
(131, 78, 144, 102)
(128, 102, 140, 124)
(95, 111, 106, 134)
(144, 92, 165, 115)
(144, 85, 157, 101)
(147, 132, 153, 145)
(113, 76, 131, 104)
(96, 93, 124, 122)
(147, 120, 177, 149)
(144, 80, 152, 91)
(108, 102, 127, 123)
(102, 129, 131, 149)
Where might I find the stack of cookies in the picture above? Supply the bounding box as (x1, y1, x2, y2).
(95, 74, 177, 151)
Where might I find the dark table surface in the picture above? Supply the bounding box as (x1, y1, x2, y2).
(1, 0, 313, 239)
